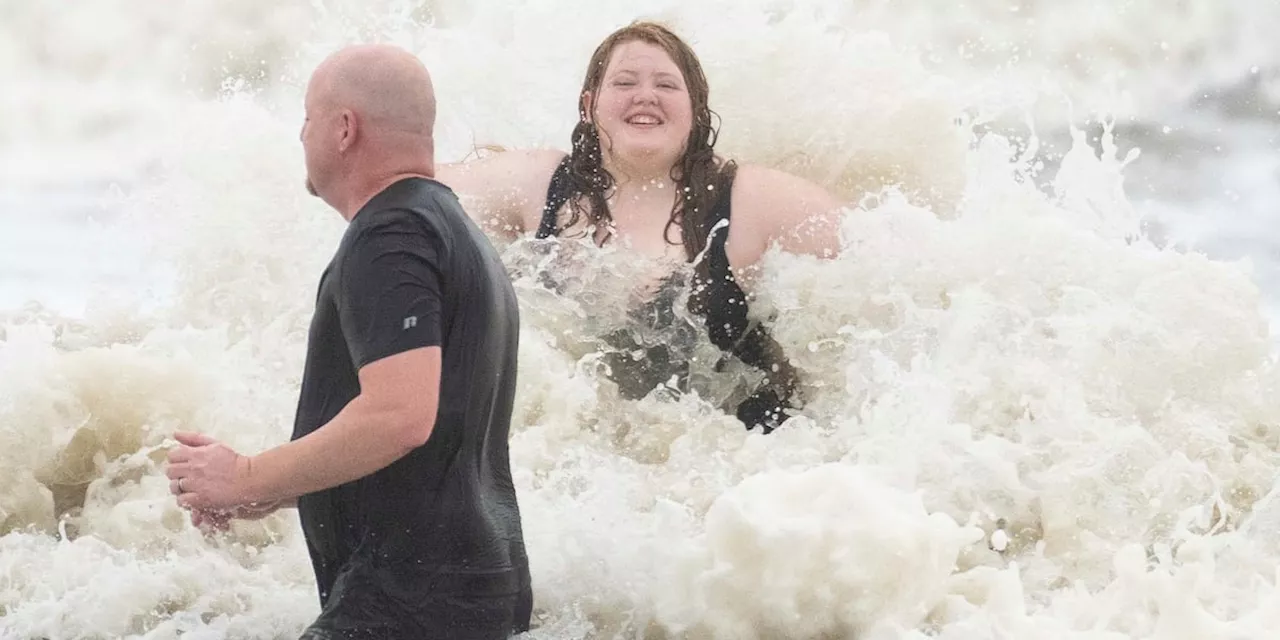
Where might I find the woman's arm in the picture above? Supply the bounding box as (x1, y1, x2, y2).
(436, 148, 569, 240)
(726, 164, 847, 267)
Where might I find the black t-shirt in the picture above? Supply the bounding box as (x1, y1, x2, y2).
(290, 177, 530, 636)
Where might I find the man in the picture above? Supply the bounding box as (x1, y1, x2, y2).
(164, 44, 533, 639)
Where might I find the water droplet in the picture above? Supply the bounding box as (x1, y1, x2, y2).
(990, 529, 1010, 552)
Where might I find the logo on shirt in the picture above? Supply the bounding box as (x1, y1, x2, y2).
(403, 316, 418, 330)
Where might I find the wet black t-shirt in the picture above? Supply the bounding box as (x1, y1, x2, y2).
(290, 177, 531, 638)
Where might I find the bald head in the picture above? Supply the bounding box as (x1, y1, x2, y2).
(302, 44, 439, 217)
(309, 44, 436, 139)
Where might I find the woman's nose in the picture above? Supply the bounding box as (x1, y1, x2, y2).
(632, 85, 658, 105)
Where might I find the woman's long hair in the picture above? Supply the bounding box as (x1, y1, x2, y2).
(557, 21, 735, 262)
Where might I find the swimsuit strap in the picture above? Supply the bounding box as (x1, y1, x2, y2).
(535, 155, 574, 239)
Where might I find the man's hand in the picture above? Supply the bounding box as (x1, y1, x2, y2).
(165, 431, 256, 511)
(191, 500, 284, 531)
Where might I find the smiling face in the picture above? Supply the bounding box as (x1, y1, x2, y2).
(585, 40, 694, 175)
(562, 22, 724, 257)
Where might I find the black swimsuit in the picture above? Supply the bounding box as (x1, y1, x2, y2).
(536, 156, 797, 432)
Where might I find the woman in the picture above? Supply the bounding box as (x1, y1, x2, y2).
(437, 21, 845, 432)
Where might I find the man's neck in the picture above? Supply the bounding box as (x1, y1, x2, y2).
(338, 168, 434, 221)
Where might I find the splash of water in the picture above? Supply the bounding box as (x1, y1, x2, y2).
(3, 2, 1280, 639)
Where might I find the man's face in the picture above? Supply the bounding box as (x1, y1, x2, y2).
(300, 75, 338, 200)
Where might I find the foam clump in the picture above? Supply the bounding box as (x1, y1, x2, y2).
(655, 464, 982, 639)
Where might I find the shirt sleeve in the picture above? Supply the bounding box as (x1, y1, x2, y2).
(337, 211, 445, 368)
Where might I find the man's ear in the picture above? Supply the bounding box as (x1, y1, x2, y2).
(338, 109, 358, 152)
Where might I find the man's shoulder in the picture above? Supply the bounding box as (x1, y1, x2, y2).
(349, 196, 446, 244)
(336, 200, 448, 276)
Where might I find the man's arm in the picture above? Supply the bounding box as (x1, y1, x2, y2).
(243, 212, 445, 504)
(241, 347, 440, 504)
(167, 212, 447, 512)
(180, 346, 437, 515)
